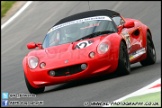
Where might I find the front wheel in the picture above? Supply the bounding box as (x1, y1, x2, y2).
(24, 74, 45, 94)
(115, 41, 130, 76)
(140, 32, 156, 66)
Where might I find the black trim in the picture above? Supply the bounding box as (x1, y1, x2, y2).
(54, 9, 120, 26)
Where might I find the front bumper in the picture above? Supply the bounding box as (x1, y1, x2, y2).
(25, 53, 118, 88)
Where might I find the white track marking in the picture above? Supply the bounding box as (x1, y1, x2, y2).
(113, 78, 161, 102)
(131, 87, 160, 97)
(102, 78, 161, 107)
(1, 1, 33, 29)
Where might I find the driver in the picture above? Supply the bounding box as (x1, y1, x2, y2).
(64, 24, 80, 41)
(49, 30, 61, 46)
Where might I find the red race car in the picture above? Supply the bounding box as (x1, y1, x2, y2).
(23, 9, 156, 93)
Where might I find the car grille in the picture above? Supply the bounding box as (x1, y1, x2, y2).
(50, 64, 83, 77)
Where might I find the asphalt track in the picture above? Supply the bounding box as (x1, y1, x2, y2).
(1, 1, 161, 107)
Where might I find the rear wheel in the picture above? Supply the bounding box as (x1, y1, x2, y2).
(115, 41, 130, 76)
(24, 74, 45, 94)
(140, 32, 156, 66)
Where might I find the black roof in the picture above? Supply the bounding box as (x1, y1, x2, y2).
(54, 9, 120, 26)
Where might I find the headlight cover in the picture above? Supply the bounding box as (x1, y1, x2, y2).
(97, 42, 109, 54)
(28, 56, 39, 69)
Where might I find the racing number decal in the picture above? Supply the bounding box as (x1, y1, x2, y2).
(78, 42, 88, 48)
(76, 40, 93, 49)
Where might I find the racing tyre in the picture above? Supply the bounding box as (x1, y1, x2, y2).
(140, 32, 156, 66)
(115, 41, 130, 76)
(24, 74, 45, 94)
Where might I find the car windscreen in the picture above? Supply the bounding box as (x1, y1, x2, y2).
(42, 16, 117, 48)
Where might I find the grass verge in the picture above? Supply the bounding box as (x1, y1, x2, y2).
(112, 92, 161, 107)
(1, 1, 16, 18)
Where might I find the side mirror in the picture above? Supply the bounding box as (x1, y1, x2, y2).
(124, 20, 135, 28)
(27, 42, 36, 49)
(37, 42, 43, 49)
(27, 42, 43, 49)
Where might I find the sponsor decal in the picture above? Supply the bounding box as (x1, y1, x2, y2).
(129, 48, 146, 60)
(121, 31, 131, 49)
(48, 16, 112, 33)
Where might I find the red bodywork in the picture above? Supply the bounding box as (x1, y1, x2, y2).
(23, 16, 150, 88)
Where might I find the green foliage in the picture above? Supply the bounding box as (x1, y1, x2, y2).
(1, 1, 16, 18)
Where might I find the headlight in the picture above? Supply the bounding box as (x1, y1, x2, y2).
(97, 42, 109, 54)
(28, 56, 39, 69)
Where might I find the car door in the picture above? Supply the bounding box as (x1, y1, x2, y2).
(123, 21, 144, 54)
(112, 16, 143, 56)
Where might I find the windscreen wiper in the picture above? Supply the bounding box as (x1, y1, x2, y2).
(75, 30, 115, 41)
